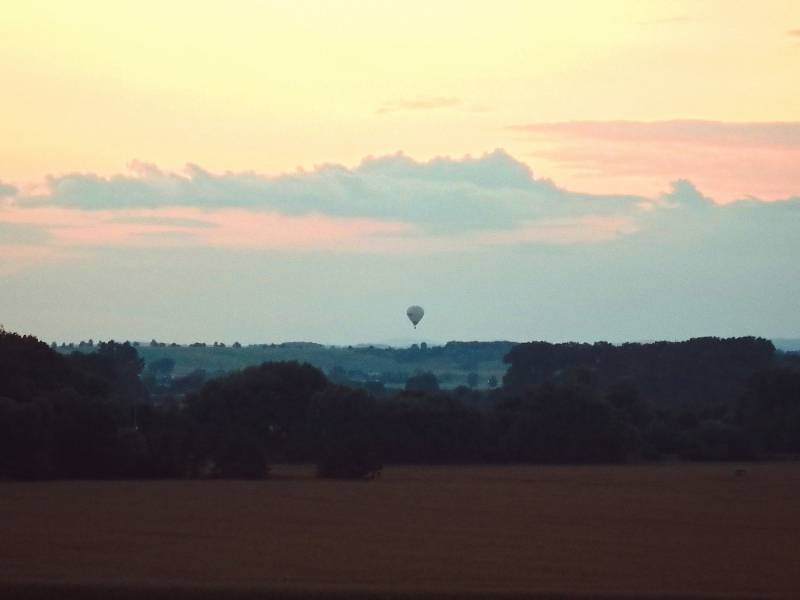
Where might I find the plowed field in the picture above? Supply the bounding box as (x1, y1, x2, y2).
(2, 464, 798, 598)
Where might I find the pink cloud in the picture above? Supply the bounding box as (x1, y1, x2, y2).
(194, 210, 412, 251)
(0, 205, 412, 252)
(512, 120, 800, 148)
(512, 120, 800, 201)
(0, 200, 631, 263)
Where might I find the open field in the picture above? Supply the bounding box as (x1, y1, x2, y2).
(58, 342, 511, 389)
(2, 464, 799, 599)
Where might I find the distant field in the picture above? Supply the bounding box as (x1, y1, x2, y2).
(59, 342, 512, 389)
(2, 464, 799, 599)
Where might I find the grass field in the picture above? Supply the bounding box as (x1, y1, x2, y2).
(2, 464, 799, 599)
(142, 343, 510, 389)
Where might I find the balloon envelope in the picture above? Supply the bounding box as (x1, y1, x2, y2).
(406, 305, 424, 327)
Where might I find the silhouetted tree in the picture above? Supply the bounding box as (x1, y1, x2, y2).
(378, 392, 484, 463)
(504, 337, 775, 408)
(186, 361, 329, 473)
(467, 372, 480, 388)
(737, 366, 800, 454)
(309, 386, 382, 479)
(406, 371, 439, 393)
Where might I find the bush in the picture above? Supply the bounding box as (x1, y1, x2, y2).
(309, 387, 383, 479)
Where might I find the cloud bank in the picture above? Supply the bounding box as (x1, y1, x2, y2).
(6, 151, 643, 247)
(2, 149, 799, 259)
(0, 181, 18, 198)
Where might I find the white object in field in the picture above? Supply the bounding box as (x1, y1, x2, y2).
(406, 305, 424, 328)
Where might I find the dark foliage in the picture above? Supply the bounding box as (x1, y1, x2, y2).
(377, 391, 485, 463)
(405, 371, 440, 393)
(504, 337, 775, 407)
(0, 332, 150, 479)
(489, 377, 638, 463)
(2, 329, 799, 481)
(184, 361, 328, 476)
(309, 386, 383, 479)
(736, 367, 800, 454)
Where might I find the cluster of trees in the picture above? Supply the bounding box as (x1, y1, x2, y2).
(496, 338, 800, 461)
(2, 328, 799, 481)
(503, 338, 777, 406)
(328, 366, 497, 390)
(0, 330, 147, 479)
(0, 330, 383, 480)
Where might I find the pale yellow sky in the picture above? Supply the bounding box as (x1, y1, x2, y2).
(1, 0, 799, 189)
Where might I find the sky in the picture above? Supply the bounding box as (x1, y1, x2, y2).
(1, 0, 799, 345)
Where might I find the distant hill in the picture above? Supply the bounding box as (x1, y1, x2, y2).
(53, 337, 799, 389)
(774, 339, 800, 352)
(56, 340, 516, 389)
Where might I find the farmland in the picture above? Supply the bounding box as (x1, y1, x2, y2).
(56, 341, 513, 390)
(2, 463, 799, 599)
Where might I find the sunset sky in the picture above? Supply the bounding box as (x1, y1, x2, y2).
(2, 1, 799, 344)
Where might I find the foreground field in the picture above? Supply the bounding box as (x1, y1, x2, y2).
(2, 464, 799, 599)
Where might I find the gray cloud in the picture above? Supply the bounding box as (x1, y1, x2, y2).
(661, 180, 714, 208)
(0, 222, 51, 244)
(22, 150, 642, 233)
(0, 181, 18, 198)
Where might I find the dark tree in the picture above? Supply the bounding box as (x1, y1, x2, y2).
(504, 337, 776, 408)
(737, 367, 800, 454)
(406, 371, 440, 393)
(186, 361, 329, 474)
(0, 330, 149, 479)
(490, 380, 639, 464)
(467, 372, 480, 388)
(309, 386, 383, 479)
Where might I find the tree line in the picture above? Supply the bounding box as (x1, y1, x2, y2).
(1, 328, 799, 480)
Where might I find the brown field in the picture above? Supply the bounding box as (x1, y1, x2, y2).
(1, 464, 799, 599)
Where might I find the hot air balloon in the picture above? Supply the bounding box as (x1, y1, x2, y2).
(406, 305, 424, 328)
